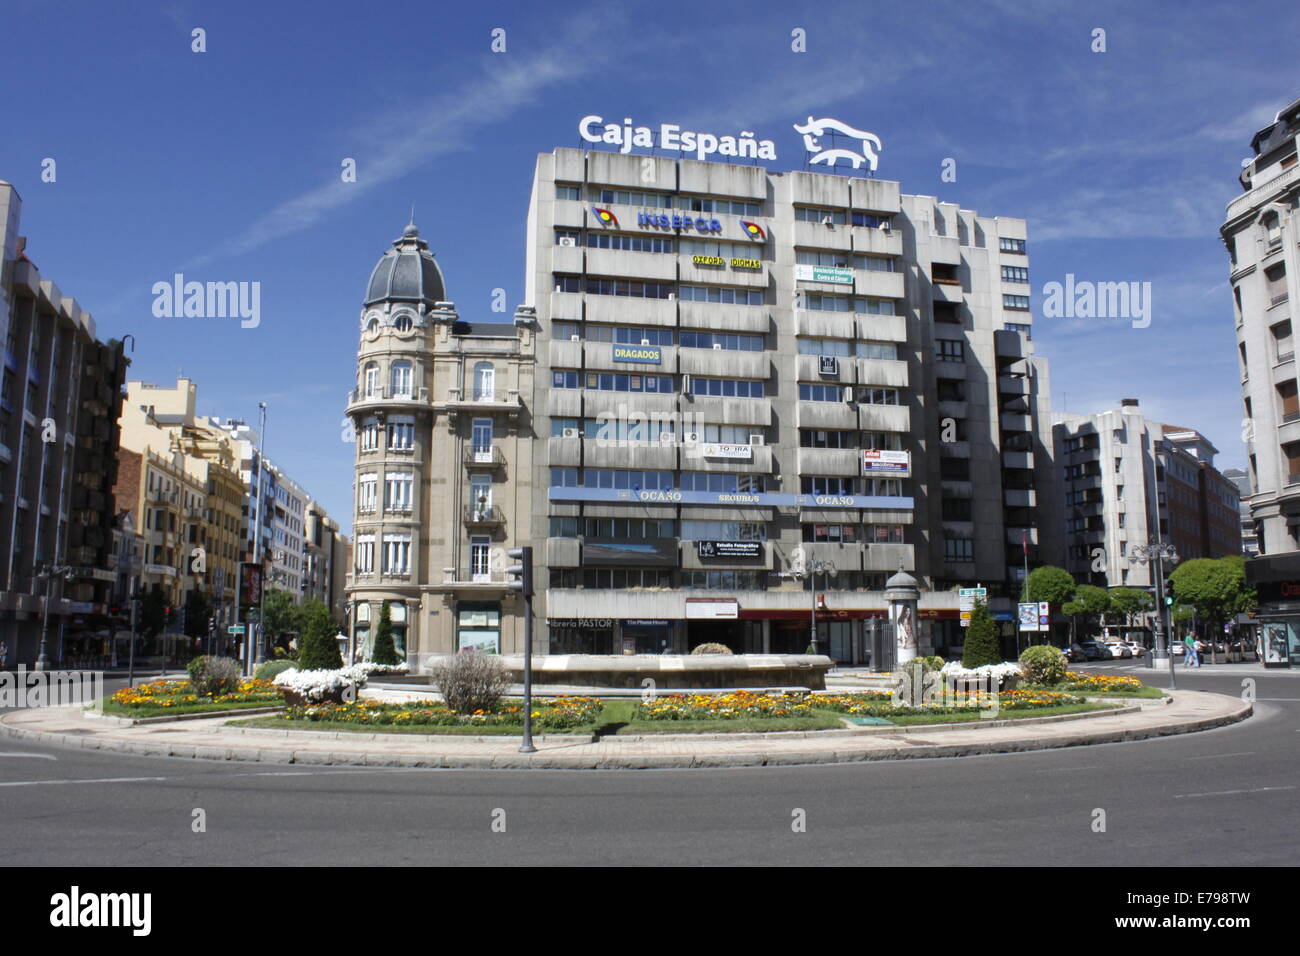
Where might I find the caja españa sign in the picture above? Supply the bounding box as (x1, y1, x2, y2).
(579, 115, 777, 162)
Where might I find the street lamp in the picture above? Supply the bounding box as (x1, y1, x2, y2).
(35, 563, 78, 672)
(1128, 538, 1179, 689)
(772, 557, 838, 656)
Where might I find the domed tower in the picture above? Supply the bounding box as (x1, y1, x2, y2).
(345, 222, 453, 661)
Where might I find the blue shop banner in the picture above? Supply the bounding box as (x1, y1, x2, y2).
(548, 486, 913, 510)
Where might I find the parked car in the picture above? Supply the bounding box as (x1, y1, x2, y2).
(1063, 643, 1086, 663)
(1104, 642, 1132, 659)
(1078, 641, 1112, 661)
(1123, 641, 1147, 657)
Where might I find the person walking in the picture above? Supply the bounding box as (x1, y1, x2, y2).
(1184, 632, 1200, 667)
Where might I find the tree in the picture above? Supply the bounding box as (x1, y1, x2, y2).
(1024, 566, 1076, 606)
(1169, 556, 1257, 633)
(962, 598, 1001, 667)
(1074, 585, 1112, 639)
(1108, 587, 1153, 627)
(260, 589, 297, 649)
(1062, 599, 1085, 644)
(296, 600, 342, 670)
(139, 585, 166, 640)
(370, 602, 400, 665)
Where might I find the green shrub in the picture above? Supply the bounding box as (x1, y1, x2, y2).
(431, 652, 511, 714)
(254, 660, 297, 682)
(1019, 644, 1068, 686)
(186, 655, 242, 697)
(962, 599, 1001, 668)
(297, 602, 343, 671)
(923, 655, 945, 670)
(370, 602, 400, 666)
(691, 643, 734, 655)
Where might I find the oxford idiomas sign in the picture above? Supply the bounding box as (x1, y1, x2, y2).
(577, 115, 883, 170)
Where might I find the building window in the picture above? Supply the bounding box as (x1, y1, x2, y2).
(1001, 265, 1029, 283)
(934, 339, 965, 363)
(597, 188, 672, 208)
(802, 524, 857, 542)
(357, 475, 377, 514)
(387, 420, 414, 451)
(850, 212, 892, 229)
(679, 330, 764, 351)
(680, 196, 762, 217)
(587, 232, 675, 253)
(1003, 294, 1031, 311)
(586, 277, 675, 299)
(678, 285, 764, 305)
(689, 377, 765, 398)
(944, 539, 974, 561)
(555, 184, 581, 201)
(390, 361, 413, 397)
(680, 472, 766, 493)
(582, 325, 675, 346)
(794, 206, 846, 225)
(384, 472, 413, 512)
(801, 476, 854, 496)
(363, 363, 380, 397)
(799, 383, 843, 403)
(382, 535, 411, 575)
(999, 237, 1026, 254)
(800, 429, 854, 448)
(681, 520, 765, 541)
(473, 362, 495, 401)
(355, 535, 375, 573)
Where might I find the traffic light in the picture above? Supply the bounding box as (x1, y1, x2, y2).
(506, 546, 533, 598)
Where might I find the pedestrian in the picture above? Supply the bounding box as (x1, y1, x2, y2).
(1184, 632, 1199, 667)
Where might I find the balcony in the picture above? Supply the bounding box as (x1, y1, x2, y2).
(436, 568, 513, 592)
(462, 505, 505, 528)
(435, 389, 524, 417)
(1008, 527, 1038, 547)
(998, 374, 1029, 396)
(463, 445, 506, 469)
(1004, 488, 1036, 508)
(1002, 450, 1034, 469)
(347, 385, 430, 413)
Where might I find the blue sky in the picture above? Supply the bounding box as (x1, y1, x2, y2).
(1, 0, 1295, 535)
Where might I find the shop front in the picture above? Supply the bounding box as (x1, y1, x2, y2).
(456, 604, 502, 653)
(1245, 553, 1300, 668)
(548, 618, 616, 654)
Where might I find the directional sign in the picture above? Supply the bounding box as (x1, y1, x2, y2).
(228, 625, 246, 635)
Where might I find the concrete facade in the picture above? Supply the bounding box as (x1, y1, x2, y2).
(0, 181, 129, 665)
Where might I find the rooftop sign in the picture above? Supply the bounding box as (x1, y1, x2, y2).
(579, 115, 777, 162)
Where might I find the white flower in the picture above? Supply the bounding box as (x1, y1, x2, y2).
(351, 661, 410, 676)
(273, 666, 369, 702)
(939, 661, 1022, 681)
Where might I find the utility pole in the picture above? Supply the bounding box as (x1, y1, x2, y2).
(507, 547, 535, 754)
(251, 402, 268, 666)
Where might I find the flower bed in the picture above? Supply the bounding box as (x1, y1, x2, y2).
(633, 690, 817, 721)
(281, 696, 603, 730)
(272, 665, 372, 704)
(811, 688, 1083, 716)
(110, 678, 280, 711)
(1057, 672, 1145, 693)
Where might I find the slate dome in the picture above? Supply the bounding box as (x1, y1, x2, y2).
(363, 223, 447, 307)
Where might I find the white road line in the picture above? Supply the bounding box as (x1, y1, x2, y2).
(1185, 751, 1256, 760)
(1173, 785, 1297, 799)
(0, 752, 56, 760)
(0, 775, 170, 788)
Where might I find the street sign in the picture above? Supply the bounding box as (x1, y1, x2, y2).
(959, 587, 987, 627)
(1038, 601, 1051, 629)
(228, 625, 245, 635)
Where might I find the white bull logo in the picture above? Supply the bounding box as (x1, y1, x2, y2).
(794, 116, 882, 171)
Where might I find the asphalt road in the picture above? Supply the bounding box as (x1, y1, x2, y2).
(0, 664, 1295, 866)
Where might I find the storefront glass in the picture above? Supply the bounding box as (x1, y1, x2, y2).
(457, 605, 500, 653)
(548, 620, 614, 654)
(1261, 619, 1300, 666)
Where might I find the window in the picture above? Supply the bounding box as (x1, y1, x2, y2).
(691, 377, 765, 398)
(801, 476, 854, 496)
(942, 498, 972, 521)
(555, 229, 581, 245)
(390, 361, 413, 397)
(680, 472, 767, 493)
(681, 239, 763, 259)
(587, 232, 675, 253)
(357, 475, 377, 514)
(1001, 265, 1029, 283)
(552, 370, 581, 389)
(680, 196, 762, 217)
(850, 212, 892, 229)
(860, 387, 900, 405)
(354, 535, 375, 574)
(584, 568, 674, 589)
(681, 520, 766, 541)
(937, 379, 965, 402)
(387, 419, 414, 451)
(577, 371, 673, 393)
(863, 431, 902, 450)
(382, 535, 411, 575)
(935, 339, 965, 363)
(359, 418, 380, 452)
(679, 330, 764, 351)
(394, 315, 413, 333)
(864, 524, 904, 543)
(586, 277, 674, 299)
(795, 249, 890, 270)
(940, 457, 971, 480)
(1003, 294, 1031, 310)
(550, 467, 579, 487)
(799, 383, 843, 402)
(583, 469, 675, 490)
(473, 362, 495, 400)
(471, 418, 493, 453)
(555, 184, 581, 201)
(798, 338, 853, 357)
(795, 206, 846, 225)
(363, 363, 380, 397)
(598, 188, 672, 208)
(679, 285, 764, 305)
(864, 477, 903, 496)
(470, 536, 491, 581)
(858, 342, 898, 360)
(1000, 237, 1026, 253)
(549, 516, 579, 537)
(554, 275, 582, 293)
(1003, 322, 1032, 338)
(800, 429, 854, 448)
(944, 539, 974, 561)
(680, 570, 768, 590)
(583, 325, 674, 345)
(384, 472, 413, 512)
(584, 517, 676, 538)
(802, 524, 857, 543)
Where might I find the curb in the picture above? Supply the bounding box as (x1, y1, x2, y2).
(0, 694, 1251, 770)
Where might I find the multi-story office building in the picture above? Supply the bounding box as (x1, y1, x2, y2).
(0, 181, 129, 665)
(115, 380, 244, 636)
(1222, 467, 1260, 557)
(345, 222, 537, 660)
(1223, 94, 1300, 665)
(520, 147, 1058, 661)
(304, 500, 348, 615)
(1053, 399, 1241, 587)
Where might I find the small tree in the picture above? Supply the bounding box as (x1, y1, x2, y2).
(1108, 587, 1153, 627)
(1024, 565, 1076, 606)
(261, 588, 297, 651)
(962, 598, 1001, 668)
(183, 587, 212, 640)
(431, 652, 511, 714)
(1170, 556, 1257, 663)
(1075, 584, 1112, 639)
(1062, 599, 1085, 644)
(370, 602, 400, 665)
(296, 600, 342, 670)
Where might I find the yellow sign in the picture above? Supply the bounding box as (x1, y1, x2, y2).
(730, 257, 761, 269)
(692, 254, 725, 266)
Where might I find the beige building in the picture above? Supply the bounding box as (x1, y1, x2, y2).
(344, 223, 536, 663)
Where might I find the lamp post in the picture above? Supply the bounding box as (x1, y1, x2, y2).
(771, 556, 838, 656)
(35, 563, 77, 673)
(251, 402, 268, 665)
(1128, 538, 1179, 690)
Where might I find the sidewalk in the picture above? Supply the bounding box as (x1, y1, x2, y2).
(0, 690, 1250, 770)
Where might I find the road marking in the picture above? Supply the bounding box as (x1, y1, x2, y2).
(1173, 785, 1296, 799)
(1032, 765, 1102, 773)
(1185, 751, 1256, 760)
(0, 752, 56, 760)
(0, 775, 170, 788)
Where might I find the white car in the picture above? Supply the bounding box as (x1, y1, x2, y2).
(1104, 642, 1131, 659)
(1123, 641, 1146, 656)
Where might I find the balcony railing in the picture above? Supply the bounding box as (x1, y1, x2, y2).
(462, 505, 504, 526)
(1282, 410, 1300, 425)
(346, 386, 430, 405)
(463, 445, 506, 467)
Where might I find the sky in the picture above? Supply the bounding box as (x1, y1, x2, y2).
(1, 0, 1295, 536)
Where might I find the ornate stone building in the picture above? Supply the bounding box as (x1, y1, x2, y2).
(344, 223, 536, 666)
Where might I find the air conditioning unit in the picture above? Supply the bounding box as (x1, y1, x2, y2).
(561, 428, 578, 438)
(843, 386, 855, 403)
(659, 432, 675, 443)
(570, 334, 580, 342)
(821, 216, 834, 227)
(641, 338, 650, 346)
(684, 431, 699, 443)
(749, 434, 765, 446)
(712, 343, 723, 350)
(682, 375, 692, 395)
(558, 236, 576, 247)
(879, 220, 891, 232)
